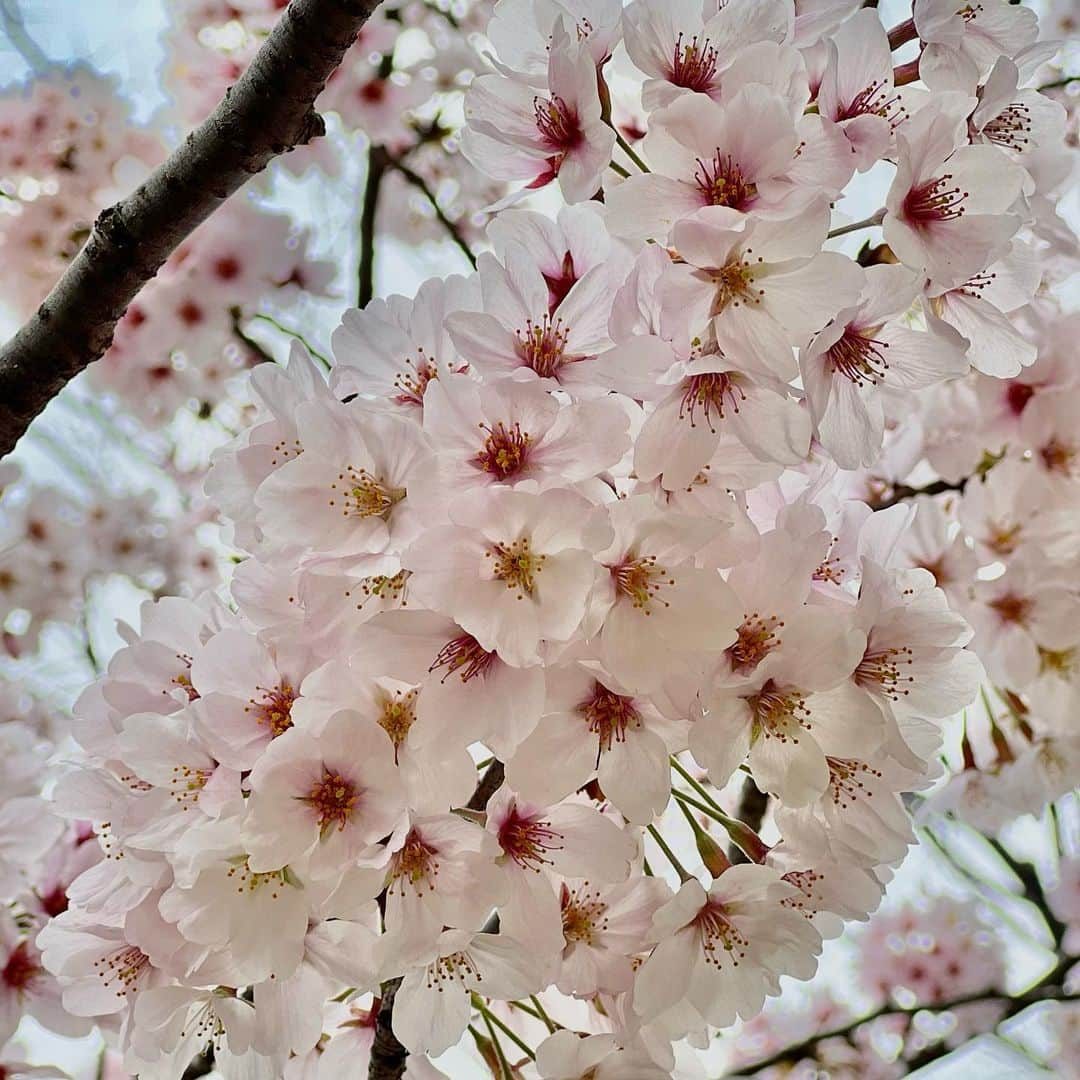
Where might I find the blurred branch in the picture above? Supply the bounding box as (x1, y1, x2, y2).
(727, 957, 1077, 1077)
(377, 145, 479, 270)
(0, 0, 383, 459)
(229, 306, 276, 365)
(358, 143, 389, 307)
(0, 0, 51, 74)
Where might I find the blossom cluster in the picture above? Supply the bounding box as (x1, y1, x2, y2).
(1, 0, 1078, 1077)
(0, 461, 220, 654)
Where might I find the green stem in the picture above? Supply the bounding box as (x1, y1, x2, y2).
(647, 824, 692, 883)
(608, 159, 631, 179)
(479, 1002, 529, 1073)
(528, 995, 557, 1034)
(613, 128, 650, 173)
(252, 314, 331, 369)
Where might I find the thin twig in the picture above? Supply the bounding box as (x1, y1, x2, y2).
(375, 145, 479, 270)
(827, 208, 885, 239)
(229, 306, 276, 364)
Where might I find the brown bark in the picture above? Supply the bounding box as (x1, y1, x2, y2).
(0, 0, 381, 457)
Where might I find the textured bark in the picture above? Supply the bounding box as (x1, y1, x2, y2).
(368, 979, 409, 1080)
(0, 0, 380, 457)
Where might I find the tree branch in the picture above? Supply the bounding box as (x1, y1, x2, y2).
(358, 143, 389, 307)
(377, 145, 479, 270)
(0, 0, 382, 459)
(0, 0, 52, 74)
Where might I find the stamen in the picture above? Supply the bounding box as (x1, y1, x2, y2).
(429, 633, 497, 683)
(903, 173, 968, 225)
(487, 537, 545, 598)
(826, 757, 882, 808)
(748, 679, 811, 743)
(328, 466, 406, 519)
(671, 32, 718, 92)
(388, 828, 440, 895)
(827, 327, 890, 386)
(246, 680, 296, 738)
(608, 554, 674, 614)
(515, 315, 574, 379)
(473, 420, 531, 480)
(694, 150, 757, 209)
(497, 804, 564, 871)
(727, 613, 784, 675)
(303, 767, 360, 834)
(854, 645, 915, 700)
(678, 372, 746, 432)
(694, 898, 748, 968)
(377, 687, 418, 761)
(577, 681, 640, 758)
(561, 881, 609, 945)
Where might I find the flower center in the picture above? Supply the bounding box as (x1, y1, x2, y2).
(1039, 646, 1077, 680)
(577, 681, 640, 755)
(330, 466, 406, 520)
(826, 756, 882, 808)
(748, 679, 810, 742)
(671, 33, 718, 93)
(695, 151, 757, 209)
(377, 687, 418, 761)
(389, 829, 440, 894)
(2, 942, 41, 992)
(609, 554, 674, 614)
(693, 899, 748, 968)
(474, 421, 531, 480)
(248, 680, 296, 738)
(392, 348, 440, 407)
(1005, 381, 1034, 416)
(542, 249, 577, 314)
(515, 315, 573, 379)
(487, 537, 546, 598)
(903, 174, 968, 225)
(305, 767, 360, 834)
(727, 613, 784, 675)
(92, 944, 149, 1000)
(709, 256, 761, 314)
(854, 645, 915, 699)
(678, 372, 746, 432)
(497, 805, 564, 871)
(827, 327, 890, 386)
(986, 520, 1022, 556)
(1040, 437, 1077, 477)
(989, 591, 1032, 626)
(429, 633, 498, 683)
(561, 882, 609, 945)
(534, 94, 583, 154)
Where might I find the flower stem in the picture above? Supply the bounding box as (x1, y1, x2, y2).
(614, 128, 650, 173)
(647, 823, 692, 883)
(476, 998, 535, 1063)
(529, 995, 557, 1034)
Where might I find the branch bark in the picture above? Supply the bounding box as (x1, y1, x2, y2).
(0, 0, 381, 458)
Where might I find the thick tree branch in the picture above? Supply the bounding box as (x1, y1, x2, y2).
(0, 0, 381, 458)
